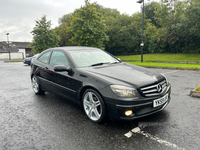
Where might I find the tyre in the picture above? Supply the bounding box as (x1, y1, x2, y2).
(31, 75, 45, 95)
(82, 89, 107, 123)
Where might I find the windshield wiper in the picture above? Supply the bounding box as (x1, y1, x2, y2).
(90, 62, 110, 67)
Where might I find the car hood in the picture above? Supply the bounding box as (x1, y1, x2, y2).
(79, 63, 165, 88)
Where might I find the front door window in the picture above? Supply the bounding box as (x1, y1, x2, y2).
(49, 51, 68, 67)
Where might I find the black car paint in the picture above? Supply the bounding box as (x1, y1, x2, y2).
(31, 47, 171, 121)
(78, 63, 164, 88)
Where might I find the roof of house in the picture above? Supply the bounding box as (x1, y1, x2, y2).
(11, 42, 31, 49)
(0, 41, 31, 53)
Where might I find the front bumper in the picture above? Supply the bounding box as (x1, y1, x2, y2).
(100, 83, 171, 121)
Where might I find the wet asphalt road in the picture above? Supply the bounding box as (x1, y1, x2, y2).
(0, 61, 200, 150)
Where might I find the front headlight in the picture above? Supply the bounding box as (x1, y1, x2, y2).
(110, 85, 137, 98)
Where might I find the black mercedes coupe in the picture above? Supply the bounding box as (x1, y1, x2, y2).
(31, 46, 171, 123)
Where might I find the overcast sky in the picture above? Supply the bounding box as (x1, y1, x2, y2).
(0, 0, 157, 42)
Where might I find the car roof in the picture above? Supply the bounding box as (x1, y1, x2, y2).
(49, 46, 101, 51)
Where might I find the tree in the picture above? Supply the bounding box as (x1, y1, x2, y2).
(54, 13, 75, 47)
(31, 15, 60, 53)
(97, 6, 145, 55)
(144, 2, 160, 27)
(152, 0, 187, 53)
(69, 1, 109, 49)
(51, 0, 200, 54)
(104, 13, 144, 55)
(183, 0, 200, 53)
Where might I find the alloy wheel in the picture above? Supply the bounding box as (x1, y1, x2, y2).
(83, 91, 102, 121)
(32, 76, 39, 93)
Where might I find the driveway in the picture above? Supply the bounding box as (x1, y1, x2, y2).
(0, 61, 199, 150)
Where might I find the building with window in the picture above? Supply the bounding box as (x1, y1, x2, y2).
(0, 41, 32, 60)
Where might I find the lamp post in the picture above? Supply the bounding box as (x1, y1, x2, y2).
(6, 33, 11, 60)
(137, 0, 144, 62)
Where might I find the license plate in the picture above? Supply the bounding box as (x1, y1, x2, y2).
(153, 94, 168, 107)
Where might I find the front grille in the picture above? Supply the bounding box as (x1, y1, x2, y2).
(140, 80, 167, 97)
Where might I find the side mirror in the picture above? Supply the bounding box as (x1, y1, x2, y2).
(54, 65, 72, 72)
(117, 58, 122, 62)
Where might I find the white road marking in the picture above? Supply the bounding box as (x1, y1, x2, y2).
(124, 131, 132, 138)
(131, 127, 141, 133)
(162, 70, 178, 75)
(125, 127, 186, 150)
(139, 131, 186, 150)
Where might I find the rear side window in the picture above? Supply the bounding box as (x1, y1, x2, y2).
(38, 51, 51, 63)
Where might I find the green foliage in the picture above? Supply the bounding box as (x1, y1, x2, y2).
(31, 15, 60, 53)
(53, 0, 200, 55)
(195, 87, 200, 91)
(151, 0, 200, 53)
(144, 2, 160, 27)
(98, 8, 145, 55)
(69, 1, 109, 49)
(54, 13, 76, 47)
(182, 0, 200, 53)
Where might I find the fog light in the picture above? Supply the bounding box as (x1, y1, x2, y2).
(125, 110, 133, 116)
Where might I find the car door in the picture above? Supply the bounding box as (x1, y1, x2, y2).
(36, 51, 52, 91)
(47, 50, 81, 101)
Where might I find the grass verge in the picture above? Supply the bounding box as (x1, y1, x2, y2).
(4, 60, 23, 62)
(127, 62, 200, 70)
(116, 53, 200, 63)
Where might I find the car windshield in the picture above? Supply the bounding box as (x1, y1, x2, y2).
(68, 49, 120, 67)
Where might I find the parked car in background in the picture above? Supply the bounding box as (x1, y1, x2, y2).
(23, 54, 40, 65)
(30, 46, 171, 123)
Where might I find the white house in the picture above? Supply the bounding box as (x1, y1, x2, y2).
(0, 41, 32, 60)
